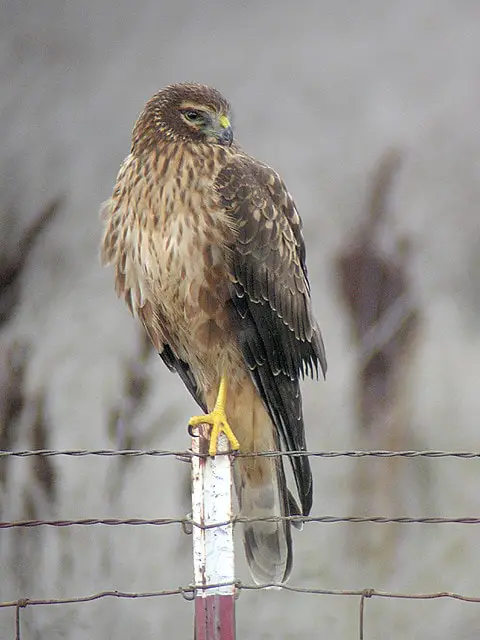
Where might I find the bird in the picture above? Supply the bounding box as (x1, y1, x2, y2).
(101, 83, 326, 584)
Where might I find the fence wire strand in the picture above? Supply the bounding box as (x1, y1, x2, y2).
(1, 515, 480, 530)
(3, 582, 480, 610)
(1, 448, 480, 458)
(8, 582, 480, 640)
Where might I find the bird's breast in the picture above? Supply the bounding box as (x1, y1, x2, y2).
(105, 146, 242, 381)
(135, 163, 235, 359)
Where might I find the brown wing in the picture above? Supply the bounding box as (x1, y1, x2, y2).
(216, 155, 326, 516)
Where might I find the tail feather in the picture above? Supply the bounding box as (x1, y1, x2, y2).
(234, 455, 293, 584)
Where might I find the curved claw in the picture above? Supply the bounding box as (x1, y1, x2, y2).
(187, 423, 199, 438)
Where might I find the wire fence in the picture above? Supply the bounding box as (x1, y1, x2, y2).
(4, 583, 480, 640)
(1, 447, 480, 639)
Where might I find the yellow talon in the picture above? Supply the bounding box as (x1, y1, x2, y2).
(188, 376, 240, 456)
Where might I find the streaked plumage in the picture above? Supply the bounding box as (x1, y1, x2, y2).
(101, 83, 326, 583)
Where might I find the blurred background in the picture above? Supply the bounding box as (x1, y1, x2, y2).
(1, 0, 480, 637)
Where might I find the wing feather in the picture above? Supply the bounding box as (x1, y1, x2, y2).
(216, 156, 326, 515)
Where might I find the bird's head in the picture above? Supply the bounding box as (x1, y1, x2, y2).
(132, 83, 234, 152)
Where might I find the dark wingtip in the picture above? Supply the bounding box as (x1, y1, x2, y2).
(299, 470, 313, 516)
(287, 489, 304, 530)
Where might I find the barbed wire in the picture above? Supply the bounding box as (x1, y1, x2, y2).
(1, 447, 480, 459)
(1, 514, 479, 530)
(1, 446, 478, 529)
(3, 581, 480, 609)
(6, 581, 480, 640)
(3, 446, 480, 639)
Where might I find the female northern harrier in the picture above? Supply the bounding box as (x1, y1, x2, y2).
(101, 83, 326, 584)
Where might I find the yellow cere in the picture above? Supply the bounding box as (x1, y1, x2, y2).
(219, 115, 231, 129)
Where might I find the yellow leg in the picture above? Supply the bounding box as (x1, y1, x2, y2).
(189, 376, 240, 456)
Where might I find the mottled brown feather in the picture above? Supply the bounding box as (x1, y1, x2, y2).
(100, 83, 326, 583)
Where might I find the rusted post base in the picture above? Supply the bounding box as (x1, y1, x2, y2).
(194, 594, 235, 640)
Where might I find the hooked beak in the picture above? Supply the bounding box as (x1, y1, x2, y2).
(217, 125, 233, 146)
(216, 114, 233, 146)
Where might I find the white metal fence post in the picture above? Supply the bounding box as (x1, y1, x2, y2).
(191, 430, 236, 640)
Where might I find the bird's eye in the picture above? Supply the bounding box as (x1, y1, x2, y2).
(182, 110, 203, 124)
